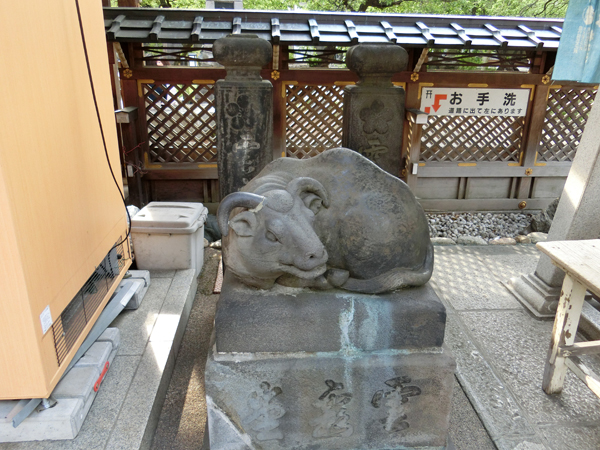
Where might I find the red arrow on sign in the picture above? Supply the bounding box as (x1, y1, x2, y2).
(424, 94, 447, 114)
(432, 94, 447, 112)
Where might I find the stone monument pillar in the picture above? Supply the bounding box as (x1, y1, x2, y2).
(342, 44, 408, 176)
(508, 102, 600, 317)
(214, 35, 273, 200)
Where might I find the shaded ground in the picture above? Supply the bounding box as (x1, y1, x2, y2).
(151, 249, 220, 450)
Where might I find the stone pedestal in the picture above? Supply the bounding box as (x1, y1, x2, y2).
(214, 35, 273, 199)
(506, 273, 562, 318)
(205, 273, 455, 449)
(508, 101, 600, 317)
(342, 44, 408, 176)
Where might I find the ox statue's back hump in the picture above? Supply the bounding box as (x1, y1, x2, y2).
(238, 147, 433, 294)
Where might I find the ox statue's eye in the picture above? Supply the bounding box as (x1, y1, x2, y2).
(265, 231, 278, 243)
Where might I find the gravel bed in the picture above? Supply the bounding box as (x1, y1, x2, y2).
(427, 212, 533, 242)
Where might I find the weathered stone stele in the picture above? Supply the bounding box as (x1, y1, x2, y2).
(214, 34, 273, 199)
(342, 44, 408, 176)
(205, 272, 455, 450)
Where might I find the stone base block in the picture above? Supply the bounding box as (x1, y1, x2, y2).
(506, 273, 561, 318)
(115, 270, 150, 310)
(216, 272, 446, 353)
(206, 343, 455, 450)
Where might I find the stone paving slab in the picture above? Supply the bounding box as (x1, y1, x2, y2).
(0, 268, 197, 450)
(437, 246, 600, 450)
(431, 246, 522, 311)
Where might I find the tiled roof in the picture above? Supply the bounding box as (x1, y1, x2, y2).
(104, 7, 562, 50)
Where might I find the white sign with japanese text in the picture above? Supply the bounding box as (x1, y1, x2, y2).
(420, 88, 530, 117)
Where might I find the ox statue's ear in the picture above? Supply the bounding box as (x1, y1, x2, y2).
(228, 211, 257, 237)
(286, 177, 330, 215)
(301, 193, 325, 215)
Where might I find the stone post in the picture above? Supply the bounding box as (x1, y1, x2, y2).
(342, 44, 408, 176)
(214, 35, 273, 200)
(508, 102, 600, 317)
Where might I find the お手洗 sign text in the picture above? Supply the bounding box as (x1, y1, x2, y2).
(420, 88, 530, 117)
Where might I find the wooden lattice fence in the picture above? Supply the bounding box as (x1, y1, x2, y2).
(143, 83, 217, 164)
(538, 87, 597, 162)
(285, 84, 344, 158)
(420, 115, 525, 163)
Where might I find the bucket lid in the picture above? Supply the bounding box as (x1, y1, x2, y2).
(131, 202, 207, 231)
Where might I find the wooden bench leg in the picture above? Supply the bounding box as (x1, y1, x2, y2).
(542, 273, 587, 395)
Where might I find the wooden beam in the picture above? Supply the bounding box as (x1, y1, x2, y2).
(345, 20, 359, 45)
(107, 15, 126, 40)
(485, 24, 508, 48)
(416, 22, 435, 46)
(559, 342, 600, 357)
(191, 16, 203, 42)
(144, 167, 219, 180)
(519, 25, 544, 50)
(380, 21, 397, 43)
(566, 356, 600, 398)
(309, 19, 320, 43)
(417, 163, 570, 178)
(271, 18, 280, 44)
(232, 17, 242, 34)
(419, 197, 555, 212)
(450, 23, 472, 47)
(149, 15, 165, 42)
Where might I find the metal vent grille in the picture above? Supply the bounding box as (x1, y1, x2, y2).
(52, 239, 129, 366)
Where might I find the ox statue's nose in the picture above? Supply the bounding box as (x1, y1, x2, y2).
(295, 246, 327, 271)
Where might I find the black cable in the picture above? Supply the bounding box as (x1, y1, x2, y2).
(74, 0, 131, 249)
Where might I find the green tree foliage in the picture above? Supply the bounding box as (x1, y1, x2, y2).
(133, 0, 568, 18)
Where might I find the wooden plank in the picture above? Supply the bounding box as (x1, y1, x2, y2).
(457, 177, 466, 199)
(211, 179, 219, 203)
(419, 197, 554, 212)
(417, 163, 571, 178)
(144, 167, 218, 180)
(415, 178, 459, 199)
(398, 71, 544, 87)
(558, 341, 600, 357)
(465, 177, 511, 199)
(543, 274, 587, 395)
(565, 356, 600, 398)
(530, 177, 566, 198)
(537, 240, 600, 297)
(122, 67, 226, 82)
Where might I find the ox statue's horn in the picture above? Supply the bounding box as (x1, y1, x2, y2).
(286, 177, 330, 208)
(217, 192, 266, 237)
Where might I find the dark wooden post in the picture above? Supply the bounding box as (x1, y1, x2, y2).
(517, 84, 550, 199)
(403, 78, 425, 191)
(342, 44, 408, 177)
(116, 107, 145, 207)
(213, 35, 273, 199)
(271, 44, 287, 160)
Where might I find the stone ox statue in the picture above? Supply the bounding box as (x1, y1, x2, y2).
(217, 148, 433, 294)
